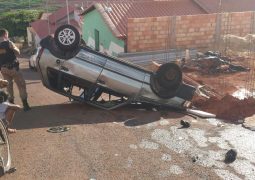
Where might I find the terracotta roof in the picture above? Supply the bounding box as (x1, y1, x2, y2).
(194, 0, 255, 13)
(81, 0, 207, 39)
(31, 19, 80, 39)
(48, 5, 75, 24)
(31, 5, 81, 39)
(30, 20, 55, 39)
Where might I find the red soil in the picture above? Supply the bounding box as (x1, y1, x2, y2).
(193, 94, 255, 123)
(187, 56, 255, 122)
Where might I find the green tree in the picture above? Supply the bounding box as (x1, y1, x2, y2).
(0, 10, 42, 42)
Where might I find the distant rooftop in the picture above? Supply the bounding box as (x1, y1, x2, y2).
(81, 0, 207, 39)
(194, 0, 255, 13)
(48, 6, 75, 24)
(30, 5, 80, 39)
(30, 19, 79, 39)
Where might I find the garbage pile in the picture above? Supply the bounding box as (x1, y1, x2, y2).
(185, 51, 250, 74)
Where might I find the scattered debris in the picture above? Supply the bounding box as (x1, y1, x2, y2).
(243, 115, 255, 131)
(180, 120, 190, 128)
(186, 109, 216, 118)
(224, 149, 237, 164)
(47, 126, 70, 133)
(191, 156, 199, 163)
(161, 154, 172, 162)
(194, 51, 249, 74)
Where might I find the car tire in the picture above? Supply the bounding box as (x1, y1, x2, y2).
(156, 63, 182, 90)
(54, 24, 80, 51)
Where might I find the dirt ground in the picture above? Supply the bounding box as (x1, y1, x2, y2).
(184, 55, 255, 123)
(185, 55, 253, 96)
(1, 58, 255, 180)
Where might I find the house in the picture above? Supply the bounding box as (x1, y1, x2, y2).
(28, 6, 81, 47)
(80, 0, 207, 56)
(80, 0, 255, 56)
(27, 13, 51, 47)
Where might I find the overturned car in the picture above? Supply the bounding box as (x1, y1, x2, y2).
(37, 25, 196, 110)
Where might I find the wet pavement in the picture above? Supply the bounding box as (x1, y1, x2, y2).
(1, 59, 255, 179)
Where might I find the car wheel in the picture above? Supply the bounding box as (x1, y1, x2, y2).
(54, 24, 80, 51)
(156, 63, 182, 90)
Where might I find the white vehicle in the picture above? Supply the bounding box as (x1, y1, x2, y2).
(29, 47, 41, 70)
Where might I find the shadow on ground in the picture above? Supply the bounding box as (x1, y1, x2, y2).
(21, 68, 41, 81)
(12, 102, 185, 130)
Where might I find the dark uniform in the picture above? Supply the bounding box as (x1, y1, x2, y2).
(0, 39, 30, 111)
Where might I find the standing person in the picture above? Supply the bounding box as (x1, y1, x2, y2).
(0, 28, 31, 111)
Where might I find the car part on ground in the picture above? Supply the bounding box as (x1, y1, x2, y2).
(224, 149, 237, 164)
(37, 25, 196, 110)
(47, 126, 70, 133)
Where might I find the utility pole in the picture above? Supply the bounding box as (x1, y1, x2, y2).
(66, 0, 70, 24)
(46, 0, 50, 34)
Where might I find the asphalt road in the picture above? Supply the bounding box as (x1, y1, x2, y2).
(1, 58, 255, 180)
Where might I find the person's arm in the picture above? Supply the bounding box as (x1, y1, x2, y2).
(6, 103, 21, 111)
(0, 79, 8, 88)
(9, 41, 20, 55)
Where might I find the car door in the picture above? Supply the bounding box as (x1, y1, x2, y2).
(61, 49, 107, 84)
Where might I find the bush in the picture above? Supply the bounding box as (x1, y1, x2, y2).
(0, 10, 42, 41)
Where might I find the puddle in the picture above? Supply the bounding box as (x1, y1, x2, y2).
(214, 169, 242, 180)
(158, 165, 183, 177)
(139, 139, 159, 150)
(220, 125, 255, 164)
(187, 129, 208, 147)
(230, 160, 255, 179)
(129, 144, 138, 149)
(151, 127, 191, 154)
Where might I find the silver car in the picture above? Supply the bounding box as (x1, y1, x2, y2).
(29, 47, 41, 70)
(37, 25, 195, 110)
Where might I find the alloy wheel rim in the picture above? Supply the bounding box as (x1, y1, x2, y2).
(58, 28, 76, 46)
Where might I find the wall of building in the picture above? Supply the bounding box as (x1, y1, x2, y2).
(83, 10, 124, 56)
(127, 11, 255, 52)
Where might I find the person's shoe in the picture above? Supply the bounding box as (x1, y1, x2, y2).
(22, 99, 31, 111)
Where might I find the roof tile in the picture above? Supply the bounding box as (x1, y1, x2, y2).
(84, 0, 207, 39)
